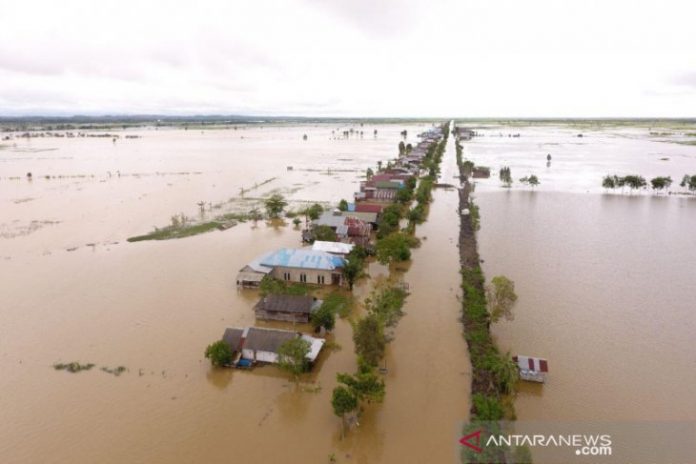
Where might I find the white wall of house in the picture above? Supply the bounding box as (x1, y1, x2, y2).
(270, 266, 341, 286)
(242, 349, 279, 364)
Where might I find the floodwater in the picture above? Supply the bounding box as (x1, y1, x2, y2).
(0, 123, 469, 463)
(461, 124, 696, 426)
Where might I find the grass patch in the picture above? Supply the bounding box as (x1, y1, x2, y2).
(101, 366, 128, 376)
(127, 221, 222, 242)
(53, 361, 95, 373)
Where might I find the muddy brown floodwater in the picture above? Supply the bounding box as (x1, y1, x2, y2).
(0, 123, 470, 463)
(459, 123, 696, 457)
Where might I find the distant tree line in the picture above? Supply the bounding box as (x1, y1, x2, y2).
(602, 173, 696, 194)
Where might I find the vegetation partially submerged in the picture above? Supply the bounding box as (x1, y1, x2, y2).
(456, 126, 527, 463)
(127, 219, 226, 242)
(601, 173, 696, 194)
(53, 361, 127, 376)
(258, 274, 310, 297)
(330, 123, 450, 437)
(331, 282, 408, 435)
(53, 362, 95, 373)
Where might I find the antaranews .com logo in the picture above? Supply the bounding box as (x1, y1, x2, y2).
(457, 421, 695, 464)
(460, 429, 612, 456)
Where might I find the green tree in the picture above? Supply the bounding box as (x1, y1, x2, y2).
(353, 314, 386, 367)
(337, 370, 385, 404)
(204, 340, 232, 367)
(375, 232, 411, 264)
(680, 174, 696, 192)
(365, 284, 407, 327)
(407, 204, 425, 224)
(264, 194, 288, 218)
(499, 166, 512, 187)
(343, 256, 362, 291)
(377, 203, 403, 238)
(332, 386, 358, 436)
(277, 338, 311, 381)
(292, 217, 301, 227)
(486, 275, 517, 322)
(395, 187, 413, 204)
(398, 141, 406, 155)
(313, 225, 338, 242)
(615, 175, 626, 192)
(462, 160, 475, 176)
(602, 175, 616, 191)
(623, 175, 647, 193)
(338, 199, 349, 211)
(342, 246, 367, 291)
(366, 167, 374, 179)
(650, 176, 672, 193)
(311, 302, 336, 332)
(304, 203, 324, 220)
(527, 174, 539, 188)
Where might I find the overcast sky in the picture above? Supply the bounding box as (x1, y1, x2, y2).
(1, 0, 695, 117)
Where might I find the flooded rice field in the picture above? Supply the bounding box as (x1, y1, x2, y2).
(0, 123, 469, 463)
(462, 124, 696, 423)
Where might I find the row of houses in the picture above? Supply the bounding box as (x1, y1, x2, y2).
(352, 127, 444, 209)
(221, 128, 444, 369)
(228, 245, 348, 368)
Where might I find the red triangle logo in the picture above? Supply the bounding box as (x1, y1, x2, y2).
(459, 430, 483, 453)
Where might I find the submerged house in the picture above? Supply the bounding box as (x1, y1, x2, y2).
(222, 326, 325, 365)
(254, 294, 322, 323)
(235, 250, 275, 288)
(237, 248, 346, 287)
(311, 210, 376, 244)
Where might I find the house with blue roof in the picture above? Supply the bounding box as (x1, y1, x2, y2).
(236, 248, 346, 287)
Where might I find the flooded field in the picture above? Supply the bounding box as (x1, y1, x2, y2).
(461, 124, 696, 424)
(0, 123, 469, 463)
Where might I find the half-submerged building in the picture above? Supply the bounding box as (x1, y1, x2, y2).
(236, 248, 346, 287)
(253, 294, 322, 323)
(222, 326, 325, 365)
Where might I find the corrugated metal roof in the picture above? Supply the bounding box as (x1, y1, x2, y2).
(355, 203, 383, 213)
(259, 248, 345, 270)
(314, 211, 377, 227)
(254, 294, 317, 314)
(222, 327, 325, 362)
(514, 355, 549, 373)
(312, 241, 354, 255)
(245, 250, 275, 273)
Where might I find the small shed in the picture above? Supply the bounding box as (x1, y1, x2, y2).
(513, 355, 548, 383)
(235, 250, 275, 287)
